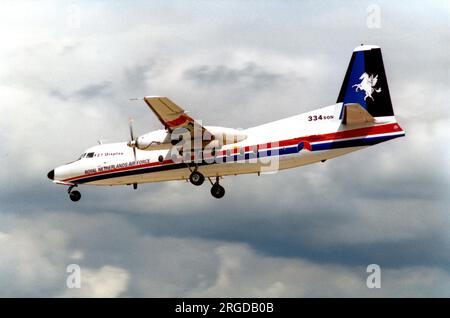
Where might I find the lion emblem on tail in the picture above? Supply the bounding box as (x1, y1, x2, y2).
(352, 72, 382, 101)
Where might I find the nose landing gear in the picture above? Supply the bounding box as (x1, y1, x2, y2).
(68, 185, 81, 202)
(69, 191, 81, 202)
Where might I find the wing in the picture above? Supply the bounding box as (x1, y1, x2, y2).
(144, 96, 215, 147)
(143, 96, 211, 138)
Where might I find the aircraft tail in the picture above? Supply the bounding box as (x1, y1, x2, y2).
(337, 45, 394, 118)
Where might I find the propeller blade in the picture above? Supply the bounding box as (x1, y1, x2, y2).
(128, 117, 135, 141)
(128, 117, 137, 162)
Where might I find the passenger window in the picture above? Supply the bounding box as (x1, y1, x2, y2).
(86, 152, 95, 158)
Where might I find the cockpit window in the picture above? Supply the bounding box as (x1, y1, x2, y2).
(86, 152, 95, 158)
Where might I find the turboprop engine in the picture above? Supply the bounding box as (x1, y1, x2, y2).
(127, 124, 248, 153)
(128, 129, 172, 151)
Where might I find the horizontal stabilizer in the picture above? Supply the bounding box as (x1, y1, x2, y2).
(342, 103, 375, 125)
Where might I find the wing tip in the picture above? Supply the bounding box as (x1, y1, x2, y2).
(144, 95, 165, 99)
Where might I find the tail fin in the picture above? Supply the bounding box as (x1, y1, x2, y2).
(337, 45, 394, 118)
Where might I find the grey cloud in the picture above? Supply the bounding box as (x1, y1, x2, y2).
(124, 60, 156, 89)
(49, 88, 70, 101)
(1, 210, 448, 297)
(50, 81, 112, 101)
(75, 81, 112, 100)
(108, 208, 448, 270)
(184, 63, 287, 89)
(59, 42, 82, 56)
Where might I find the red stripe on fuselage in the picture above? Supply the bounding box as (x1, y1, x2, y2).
(220, 122, 402, 154)
(63, 123, 403, 182)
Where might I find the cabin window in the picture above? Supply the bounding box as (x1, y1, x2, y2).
(86, 152, 95, 158)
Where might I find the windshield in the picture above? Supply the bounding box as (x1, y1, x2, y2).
(77, 152, 95, 160)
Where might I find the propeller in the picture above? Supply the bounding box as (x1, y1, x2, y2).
(127, 117, 137, 162)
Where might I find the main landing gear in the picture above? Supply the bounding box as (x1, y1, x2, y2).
(210, 177, 225, 199)
(68, 185, 81, 202)
(188, 169, 225, 199)
(189, 170, 205, 186)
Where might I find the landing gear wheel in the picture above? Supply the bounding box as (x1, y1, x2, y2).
(210, 183, 225, 199)
(69, 190, 81, 202)
(189, 171, 205, 186)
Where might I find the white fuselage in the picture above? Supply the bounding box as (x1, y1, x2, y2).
(52, 103, 404, 187)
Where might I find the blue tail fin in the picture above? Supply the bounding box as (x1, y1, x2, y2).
(337, 45, 394, 118)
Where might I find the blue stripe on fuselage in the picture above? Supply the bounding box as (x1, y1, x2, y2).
(311, 133, 404, 151)
(71, 133, 404, 184)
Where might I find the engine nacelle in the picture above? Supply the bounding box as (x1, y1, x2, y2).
(204, 126, 247, 145)
(135, 129, 171, 151)
(131, 126, 247, 151)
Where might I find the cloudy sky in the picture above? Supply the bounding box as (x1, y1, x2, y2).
(0, 0, 449, 297)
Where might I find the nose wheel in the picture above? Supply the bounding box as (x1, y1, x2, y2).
(69, 190, 81, 202)
(68, 185, 81, 202)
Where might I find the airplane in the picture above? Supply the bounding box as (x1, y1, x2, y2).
(47, 44, 405, 201)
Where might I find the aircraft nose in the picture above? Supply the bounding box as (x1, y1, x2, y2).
(47, 169, 54, 180)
